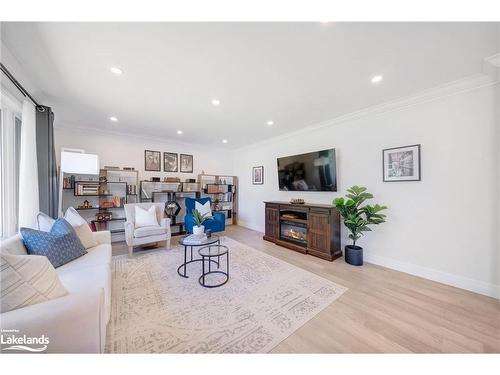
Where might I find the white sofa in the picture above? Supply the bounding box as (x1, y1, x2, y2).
(0, 230, 112, 353)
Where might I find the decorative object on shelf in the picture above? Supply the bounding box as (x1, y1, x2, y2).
(78, 200, 92, 209)
(151, 177, 161, 182)
(334, 186, 387, 266)
(383, 144, 421, 182)
(191, 208, 213, 235)
(145, 150, 161, 171)
(252, 166, 264, 185)
(182, 182, 198, 192)
(164, 201, 181, 225)
(101, 201, 114, 209)
(290, 198, 305, 204)
(163, 152, 178, 172)
(180, 154, 193, 173)
(186, 178, 196, 183)
(112, 196, 125, 208)
(123, 167, 135, 171)
(213, 198, 223, 211)
(127, 185, 137, 195)
(164, 177, 181, 182)
(95, 211, 112, 221)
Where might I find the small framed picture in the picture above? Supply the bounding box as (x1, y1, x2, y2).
(383, 144, 421, 182)
(180, 154, 193, 173)
(163, 152, 178, 172)
(144, 150, 161, 171)
(252, 166, 264, 185)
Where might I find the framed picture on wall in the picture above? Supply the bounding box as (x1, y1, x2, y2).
(144, 150, 161, 171)
(163, 152, 178, 172)
(383, 144, 421, 182)
(252, 166, 264, 184)
(180, 154, 193, 173)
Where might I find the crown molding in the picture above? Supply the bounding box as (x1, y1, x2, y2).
(235, 72, 499, 152)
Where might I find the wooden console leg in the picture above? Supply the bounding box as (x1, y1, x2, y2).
(128, 246, 134, 258)
(166, 238, 171, 250)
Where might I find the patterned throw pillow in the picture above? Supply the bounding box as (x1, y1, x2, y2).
(0, 253, 68, 313)
(20, 219, 87, 268)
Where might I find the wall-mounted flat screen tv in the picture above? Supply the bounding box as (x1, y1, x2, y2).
(277, 149, 337, 191)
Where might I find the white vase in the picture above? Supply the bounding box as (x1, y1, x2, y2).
(193, 225, 205, 235)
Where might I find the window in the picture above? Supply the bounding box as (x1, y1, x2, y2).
(14, 116, 22, 229)
(0, 93, 23, 238)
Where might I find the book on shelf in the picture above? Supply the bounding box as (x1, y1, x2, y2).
(182, 234, 207, 245)
(76, 183, 99, 195)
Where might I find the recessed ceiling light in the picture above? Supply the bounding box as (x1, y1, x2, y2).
(211, 99, 220, 106)
(110, 67, 123, 75)
(222, 139, 228, 144)
(371, 74, 383, 84)
(109, 116, 118, 122)
(177, 130, 183, 135)
(267, 120, 274, 126)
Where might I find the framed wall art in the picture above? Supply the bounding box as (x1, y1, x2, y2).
(383, 144, 421, 182)
(252, 166, 264, 185)
(180, 154, 193, 173)
(163, 152, 178, 172)
(144, 150, 161, 171)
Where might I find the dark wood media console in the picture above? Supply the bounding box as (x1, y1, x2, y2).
(263, 201, 342, 261)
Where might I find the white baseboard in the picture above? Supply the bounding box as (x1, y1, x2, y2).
(364, 252, 500, 299)
(237, 222, 499, 299)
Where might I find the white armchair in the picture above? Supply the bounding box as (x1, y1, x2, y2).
(124, 203, 171, 257)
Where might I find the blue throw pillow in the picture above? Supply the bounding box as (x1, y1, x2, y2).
(20, 218, 87, 268)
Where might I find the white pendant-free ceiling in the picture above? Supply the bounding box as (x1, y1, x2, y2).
(1, 22, 498, 148)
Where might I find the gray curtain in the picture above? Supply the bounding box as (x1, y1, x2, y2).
(36, 106, 58, 218)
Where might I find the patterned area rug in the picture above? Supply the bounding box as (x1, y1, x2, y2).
(105, 237, 347, 353)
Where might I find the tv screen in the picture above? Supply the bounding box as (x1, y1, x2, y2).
(277, 149, 337, 191)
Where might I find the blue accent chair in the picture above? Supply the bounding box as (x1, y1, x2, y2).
(184, 197, 226, 234)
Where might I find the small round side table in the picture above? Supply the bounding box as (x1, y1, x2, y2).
(198, 244, 229, 288)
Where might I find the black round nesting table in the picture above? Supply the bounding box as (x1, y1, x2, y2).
(177, 234, 220, 278)
(198, 244, 230, 288)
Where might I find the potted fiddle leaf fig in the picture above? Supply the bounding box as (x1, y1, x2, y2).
(191, 209, 212, 235)
(333, 186, 387, 266)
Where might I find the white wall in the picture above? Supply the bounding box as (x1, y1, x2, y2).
(233, 82, 500, 298)
(54, 127, 234, 181)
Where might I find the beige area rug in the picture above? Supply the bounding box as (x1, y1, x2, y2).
(105, 237, 347, 353)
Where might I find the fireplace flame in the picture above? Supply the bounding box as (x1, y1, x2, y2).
(284, 228, 306, 241)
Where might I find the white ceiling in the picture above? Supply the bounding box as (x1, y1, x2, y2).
(1, 22, 499, 148)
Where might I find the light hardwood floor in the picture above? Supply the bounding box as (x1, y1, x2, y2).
(112, 225, 500, 353)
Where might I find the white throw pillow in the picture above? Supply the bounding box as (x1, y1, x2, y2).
(0, 253, 68, 313)
(64, 207, 98, 249)
(134, 205, 159, 228)
(195, 200, 212, 218)
(36, 212, 55, 232)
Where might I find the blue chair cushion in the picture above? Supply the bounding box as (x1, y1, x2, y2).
(20, 218, 87, 268)
(184, 197, 226, 233)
